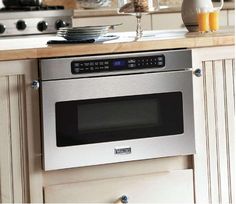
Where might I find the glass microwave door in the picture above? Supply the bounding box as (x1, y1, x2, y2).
(55, 92, 183, 147)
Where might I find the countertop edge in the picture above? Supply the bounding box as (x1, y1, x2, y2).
(0, 33, 234, 61)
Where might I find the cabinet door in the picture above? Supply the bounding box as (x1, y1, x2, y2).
(0, 60, 43, 203)
(72, 15, 152, 32)
(44, 169, 194, 203)
(192, 46, 235, 204)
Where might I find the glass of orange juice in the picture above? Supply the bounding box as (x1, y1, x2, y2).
(197, 8, 210, 33)
(209, 10, 220, 32)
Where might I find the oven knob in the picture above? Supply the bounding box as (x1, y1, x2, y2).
(16, 20, 27, 30)
(55, 19, 68, 30)
(37, 21, 48, 32)
(0, 24, 6, 34)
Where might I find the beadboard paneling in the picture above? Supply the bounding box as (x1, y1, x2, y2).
(0, 75, 29, 203)
(192, 46, 235, 204)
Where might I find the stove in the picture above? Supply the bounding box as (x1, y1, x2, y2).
(0, 6, 72, 37)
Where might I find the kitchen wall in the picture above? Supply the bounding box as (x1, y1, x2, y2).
(43, 0, 234, 9)
(43, 0, 184, 9)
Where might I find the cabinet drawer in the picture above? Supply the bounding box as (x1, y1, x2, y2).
(44, 169, 194, 203)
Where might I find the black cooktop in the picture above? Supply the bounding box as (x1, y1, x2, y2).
(0, 5, 64, 12)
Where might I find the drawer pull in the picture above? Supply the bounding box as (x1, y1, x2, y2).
(121, 195, 128, 203)
(114, 195, 129, 204)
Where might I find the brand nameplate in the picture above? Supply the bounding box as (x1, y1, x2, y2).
(114, 147, 131, 155)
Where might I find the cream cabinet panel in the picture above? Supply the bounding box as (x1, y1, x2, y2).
(44, 169, 194, 203)
(228, 10, 235, 26)
(72, 15, 152, 32)
(151, 13, 186, 30)
(192, 46, 235, 204)
(0, 60, 43, 203)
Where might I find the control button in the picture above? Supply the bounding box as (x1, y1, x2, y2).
(0, 24, 6, 34)
(55, 19, 68, 30)
(16, 20, 27, 30)
(84, 62, 90, 66)
(99, 62, 104, 65)
(158, 61, 164, 66)
(95, 62, 99, 66)
(158, 56, 164, 61)
(37, 21, 48, 32)
(104, 61, 109, 65)
(74, 62, 80, 67)
(128, 59, 136, 63)
(104, 66, 109, 69)
(128, 64, 136, 68)
(73, 67, 80, 73)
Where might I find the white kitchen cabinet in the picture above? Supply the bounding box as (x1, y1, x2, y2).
(44, 169, 194, 203)
(192, 46, 235, 204)
(0, 60, 43, 203)
(228, 10, 235, 26)
(72, 15, 152, 32)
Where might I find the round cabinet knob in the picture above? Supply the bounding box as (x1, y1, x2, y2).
(31, 80, 40, 90)
(194, 69, 202, 77)
(55, 19, 68, 30)
(16, 20, 27, 30)
(120, 195, 128, 204)
(37, 21, 48, 32)
(0, 24, 6, 34)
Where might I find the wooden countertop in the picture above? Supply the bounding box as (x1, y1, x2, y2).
(73, 2, 235, 17)
(0, 28, 234, 61)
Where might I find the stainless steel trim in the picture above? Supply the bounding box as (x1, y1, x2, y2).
(0, 9, 72, 19)
(41, 68, 195, 170)
(40, 49, 192, 81)
(0, 10, 72, 36)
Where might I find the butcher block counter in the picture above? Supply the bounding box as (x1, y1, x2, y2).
(0, 27, 234, 61)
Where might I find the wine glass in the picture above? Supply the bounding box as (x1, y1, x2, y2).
(117, 0, 156, 39)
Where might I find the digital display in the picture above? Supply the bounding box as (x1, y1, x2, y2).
(112, 60, 126, 67)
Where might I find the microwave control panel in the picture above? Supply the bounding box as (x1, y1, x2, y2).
(71, 55, 165, 74)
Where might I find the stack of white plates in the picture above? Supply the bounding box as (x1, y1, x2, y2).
(57, 25, 110, 40)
